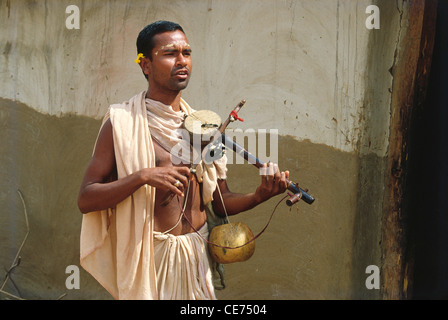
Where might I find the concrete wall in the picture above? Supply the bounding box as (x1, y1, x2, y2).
(1, 0, 407, 299)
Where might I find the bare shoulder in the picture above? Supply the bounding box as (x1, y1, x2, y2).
(94, 119, 114, 156)
(82, 119, 116, 185)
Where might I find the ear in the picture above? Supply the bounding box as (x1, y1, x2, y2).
(139, 57, 152, 78)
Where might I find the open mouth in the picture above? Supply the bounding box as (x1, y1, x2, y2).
(173, 69, 189, 80)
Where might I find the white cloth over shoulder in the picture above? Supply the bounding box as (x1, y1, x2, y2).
(80, 91, 157, 300)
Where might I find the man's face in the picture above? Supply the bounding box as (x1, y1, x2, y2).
(145, 30, 192, 93)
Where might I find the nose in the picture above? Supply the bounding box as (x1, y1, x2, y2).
(176, 53, 188, 67)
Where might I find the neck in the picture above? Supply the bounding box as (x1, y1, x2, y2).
(146, 88, 182, 111)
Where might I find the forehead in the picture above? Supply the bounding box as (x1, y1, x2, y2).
(152, 30, 190, 49)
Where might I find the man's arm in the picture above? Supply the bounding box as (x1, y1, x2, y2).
(212, 163, 289, 216)
(77, 119, 191, 214)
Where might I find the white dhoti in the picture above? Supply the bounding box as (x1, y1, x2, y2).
(153, 223, 217, 300)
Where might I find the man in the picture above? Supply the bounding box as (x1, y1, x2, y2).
(78, 20, 289, 300)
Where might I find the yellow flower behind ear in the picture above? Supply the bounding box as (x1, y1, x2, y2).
(135, 53, 145, 64)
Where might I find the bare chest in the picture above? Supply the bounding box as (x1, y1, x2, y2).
(152, 139, 206, 234)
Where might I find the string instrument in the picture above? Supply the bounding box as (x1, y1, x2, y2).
(179, 100, 316, 264)
(184, 100, 315, 206)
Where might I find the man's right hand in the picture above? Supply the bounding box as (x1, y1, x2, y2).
(139, 166, 191, 197)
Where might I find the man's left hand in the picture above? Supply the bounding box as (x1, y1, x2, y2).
(254, 163, 289, 203)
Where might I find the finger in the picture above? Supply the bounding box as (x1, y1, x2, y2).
(282, 170, 290, 191)
(266, 162, 274, 175)
(169, 184, 184, 197)
(175, 166, 192, 179)
(170, 177, 185, 193)
(273, 164, 281, 180)
(167, 177, 184, 197)
(259, 163, 268, 185)
(280, 171, 287, 191)
(173, 167, 191, 186)
(267, 163, 277, 185)
(174, 173, 189, 189)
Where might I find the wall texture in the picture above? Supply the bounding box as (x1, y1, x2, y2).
(0, 0, 418, 300)
(0, 0, 395, 154)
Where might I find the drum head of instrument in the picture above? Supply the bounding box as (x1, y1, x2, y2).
(184, 110, 222, 145)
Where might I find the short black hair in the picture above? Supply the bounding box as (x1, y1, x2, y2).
(136, 20, 185, 60)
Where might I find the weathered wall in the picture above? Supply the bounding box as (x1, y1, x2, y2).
(0, 0, 408, 300)
(0, 0, 392, 155)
